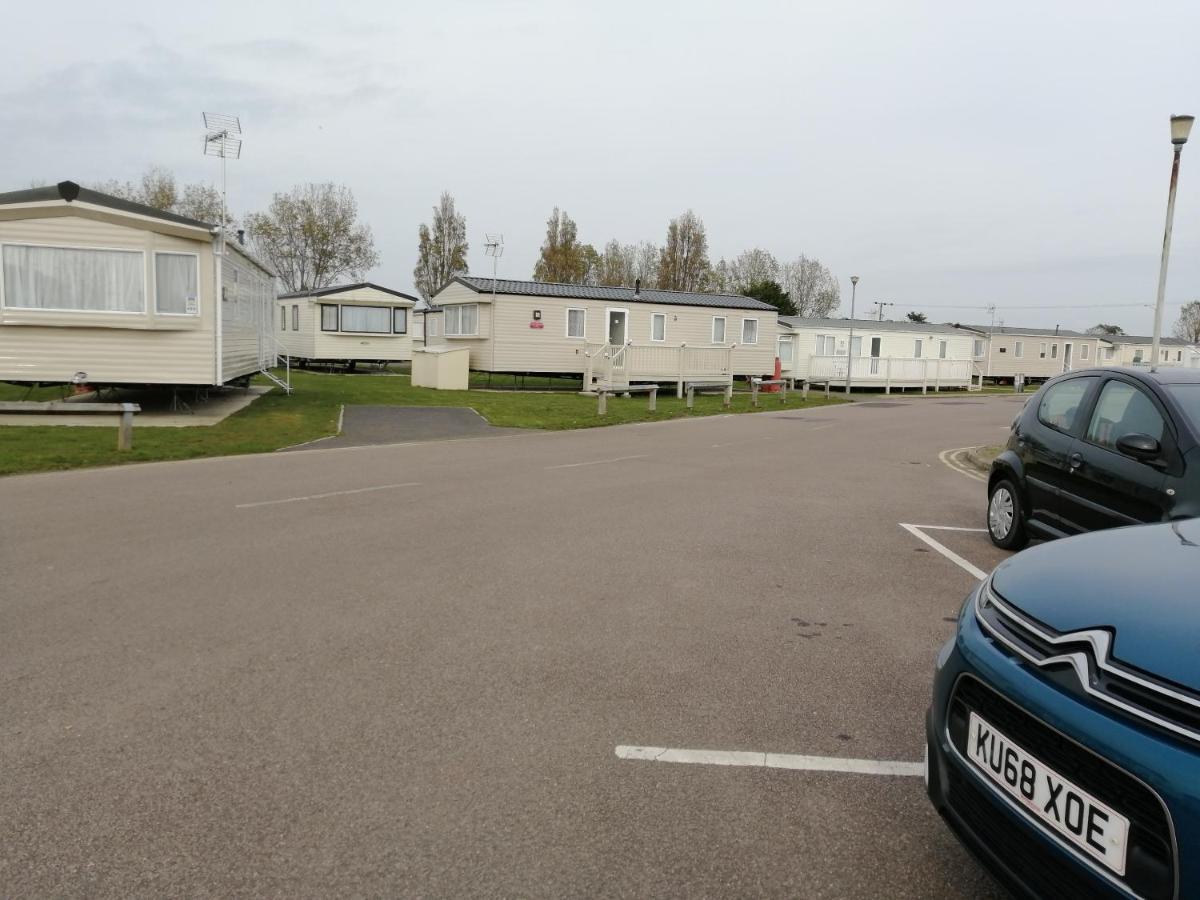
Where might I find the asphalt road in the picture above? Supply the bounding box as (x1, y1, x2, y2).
(0, 395, 1026, 898)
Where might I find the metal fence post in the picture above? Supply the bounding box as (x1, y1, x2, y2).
(597, 391, 607, 415)
(118, 403, 135, 450)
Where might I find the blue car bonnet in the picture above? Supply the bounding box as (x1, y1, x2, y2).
(989, 519, 1200, 693)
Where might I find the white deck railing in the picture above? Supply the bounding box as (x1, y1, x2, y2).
(804, 355, 978, 390)
(584, 343, 735, 393)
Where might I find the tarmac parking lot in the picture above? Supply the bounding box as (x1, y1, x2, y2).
(0, 393, 1029, 898)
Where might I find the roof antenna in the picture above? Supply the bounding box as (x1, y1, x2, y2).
(634, 278, 641, 299)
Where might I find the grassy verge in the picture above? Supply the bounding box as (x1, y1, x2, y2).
(0, 373, 844, 477)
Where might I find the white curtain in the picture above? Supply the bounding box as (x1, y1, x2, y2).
(155, 253, 198, 315)
(340, 305, 391, 333)
(568, 308, 585, 338)
(392, 307, 407, 334)
(321, 305, 339, 331)
(459, 304, 478, 335)
(652, 314, 665, 341)
(444, 305, 461, 334)
(741, 319, 758, 344)
(712, 317, 725, 343)
(3, 244, 144, 312)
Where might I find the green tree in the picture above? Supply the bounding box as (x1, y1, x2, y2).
(742, 279, 797, 316)
(245, 183, 379, 293)
(906, 311, 927, 323)
(1087, 323, 1125, 335)
(413, 192, 468, 301)
(1173, 302, 1200, 344)
(533, 208, 593, 283)
(657, 210, 711, 291)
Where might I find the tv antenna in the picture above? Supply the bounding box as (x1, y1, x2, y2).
(484, 234, 504, 370)
(202, 112, 242, 244)
(874, 301, 895, 321)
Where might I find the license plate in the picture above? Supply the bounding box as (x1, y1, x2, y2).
(967, 711, 1130, 875)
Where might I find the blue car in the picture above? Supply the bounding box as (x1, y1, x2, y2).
(927, 520, 1200, 899)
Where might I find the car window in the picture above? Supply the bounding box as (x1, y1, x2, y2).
(1036, 377, 1095, 434)
(1166, 385, 1200, 434)
(1085, 380, 1165, 450)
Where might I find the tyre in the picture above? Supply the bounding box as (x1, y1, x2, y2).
(987, 478, 1028, 550)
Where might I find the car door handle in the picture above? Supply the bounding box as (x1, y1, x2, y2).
(1069, 452, 1083, 469)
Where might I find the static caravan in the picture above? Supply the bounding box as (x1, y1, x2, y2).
(778, 317, 980, 390)
(427, 276, 779, 390)
(0, 180, 278, 389)
(964, 326, 1101, 383)
(277, 283, 418, 369)
(1100, 334, 1193, 369)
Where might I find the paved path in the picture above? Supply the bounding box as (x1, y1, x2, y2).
(0, 396, 1024, 898)
(289, 405, 527, 450)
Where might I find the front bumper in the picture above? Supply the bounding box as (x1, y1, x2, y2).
(926, 590, 1200, 900)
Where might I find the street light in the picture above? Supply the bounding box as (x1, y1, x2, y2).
(845, 275, 859, 394)
(1151, 113, 1194, 372)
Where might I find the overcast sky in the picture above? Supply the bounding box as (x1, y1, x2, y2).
(4, 0, 1198, 333)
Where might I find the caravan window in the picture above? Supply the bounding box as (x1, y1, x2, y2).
(778, 337, 794, 363)
(340, 305, 391, 333)
(320, 304, 339, 331)
(741, 319, 759, 344)
(291, 305, 299, 330)
(914, 339, 923, 357)
(393, 308, 408, 334)
(1080, 344, 1090, 361)
(1015, 341, 1024, 358)
(973, 339, 984, 357)
(445, 303, 479, 336)
(650, 313, 666, 342)
(154, 253, 199, 315)
(712, 316, 726, 344)
(567, 308, 586, 338)
(1, 243, 145, 312)
(939, 340, 948, 359)
(281, 306, 288, 330)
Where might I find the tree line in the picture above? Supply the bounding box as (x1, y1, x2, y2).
(95, 170, 1197, 341)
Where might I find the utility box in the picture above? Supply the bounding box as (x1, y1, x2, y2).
(412, 346, 470, 391)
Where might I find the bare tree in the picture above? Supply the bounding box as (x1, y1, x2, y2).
(89, 167, 234, 226)
(779, 256, 841, 318)
(657, 210, 711, 291)
(727, 248, 779, 293)
(413, 192, 468, 301)
(533, 208, 593, 283)
(245, 183, 379, 293)
(595, 240, 660, 287)
(1174, 301, 1200, 344)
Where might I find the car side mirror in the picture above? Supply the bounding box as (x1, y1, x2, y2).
(1115, 433, 1161, 461)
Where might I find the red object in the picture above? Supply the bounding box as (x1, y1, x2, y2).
(529, 321, 544, 329)
(762, 357, 783, 392)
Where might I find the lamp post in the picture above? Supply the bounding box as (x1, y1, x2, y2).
(845, 275, 859, 394)
(1151, 114, 1194, 372)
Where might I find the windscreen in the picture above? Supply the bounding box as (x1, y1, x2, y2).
(1166, 384, 1200, 433)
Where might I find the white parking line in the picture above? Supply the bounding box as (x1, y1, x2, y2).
(899, 523, 989, 580)
(236, 482, 421, 509)
(938, 447, 987, 482)
(615, 745, 923, 777)
(546, 455, 647, 470)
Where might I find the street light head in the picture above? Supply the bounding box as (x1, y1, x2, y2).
(850, 275, 859, 286)
(1171, 114, 1195, 146)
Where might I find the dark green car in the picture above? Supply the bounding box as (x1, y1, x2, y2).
(986, 367, 1200, 549)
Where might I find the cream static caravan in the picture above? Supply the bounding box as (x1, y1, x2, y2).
(427, 276, 779, 390)
(276, 283, 418, 369)
(963, 326, 1102, 383)
(778, 316, 981, 390)
(0, 181, 279, 388)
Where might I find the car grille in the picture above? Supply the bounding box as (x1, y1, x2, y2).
(948, 676, 1175, 900)
(976, 579, 1200, 747)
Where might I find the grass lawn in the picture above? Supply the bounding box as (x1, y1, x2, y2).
(0, 372, 845, 477)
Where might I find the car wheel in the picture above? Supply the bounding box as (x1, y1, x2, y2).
(987, 479, 1028, 550)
